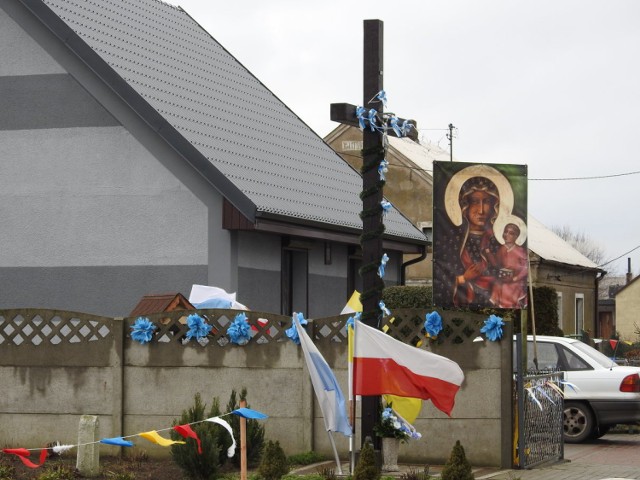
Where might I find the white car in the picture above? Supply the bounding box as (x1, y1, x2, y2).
(515, 335, 640, 443)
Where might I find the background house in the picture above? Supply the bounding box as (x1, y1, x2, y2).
(0, 0, 425, 318)
(615, 274, 640, 342)
(326, 124, 604, 335)
(325, 123, 450, 286)
(598, 275, 627, 339)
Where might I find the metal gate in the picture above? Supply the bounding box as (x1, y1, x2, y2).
(514, 334, 564, 468)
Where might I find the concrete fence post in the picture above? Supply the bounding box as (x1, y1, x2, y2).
(76, 415, 100, 477)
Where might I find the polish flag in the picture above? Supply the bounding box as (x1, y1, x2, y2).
(353, 321, 464, 416)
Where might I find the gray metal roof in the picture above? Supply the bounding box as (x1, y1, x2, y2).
(38, 0, 425, 244)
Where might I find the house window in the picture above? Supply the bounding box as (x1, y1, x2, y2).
(575, 293, 584, 334)
(347, 246, 362, 299)
(281, 247, 308, 316)
(556, 292, 563, 331)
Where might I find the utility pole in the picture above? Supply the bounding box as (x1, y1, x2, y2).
(447, 123, 455, 161)
(330, 19, 417, 450)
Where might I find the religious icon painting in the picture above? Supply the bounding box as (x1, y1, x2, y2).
(432, 161, 528, 310)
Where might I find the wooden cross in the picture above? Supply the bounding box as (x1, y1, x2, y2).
(330, 19, 418, 452)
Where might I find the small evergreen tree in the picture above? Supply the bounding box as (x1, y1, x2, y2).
(225, 387, 266, 468)
(258, 440, 289, 480)
(440, 440, 474, 480)
(353, 440, 380, 480)
(170, 393, 223, 480)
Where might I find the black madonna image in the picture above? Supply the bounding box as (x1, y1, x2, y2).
(432, 162, 528, 309)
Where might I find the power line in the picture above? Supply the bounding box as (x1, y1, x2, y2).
(529, 170, 640, 181)
(335, 152, 640, 181)
(598, 244, 640, 269)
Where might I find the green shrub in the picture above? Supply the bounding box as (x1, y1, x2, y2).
(35, 464, 76, 480)
(258, 440, 289, 480)
(288, 451, 325, 466)
(400, 466, 432, 480)
(440, 440, 473, 480)
(316, 466, 337, 480)
(170, 392, 223, 480)
(353, 440, 380, 480)
(225, 388, 266, 468)
(382, 286, 432, 308)
(105, 471, 137, 480)
(530, 286, 563, 336)
(0, 462, 15, 480)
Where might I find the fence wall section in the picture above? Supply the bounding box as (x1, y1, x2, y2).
(0, 308, 512, 468)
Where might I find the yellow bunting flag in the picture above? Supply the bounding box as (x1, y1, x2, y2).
(139, 430, 185, 447)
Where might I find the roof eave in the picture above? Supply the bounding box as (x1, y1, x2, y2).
(253, 212, 426, 254)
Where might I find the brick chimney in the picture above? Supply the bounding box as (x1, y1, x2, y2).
(626, 257, 633, 284)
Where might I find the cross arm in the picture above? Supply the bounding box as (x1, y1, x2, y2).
(330, 103, 419, 142)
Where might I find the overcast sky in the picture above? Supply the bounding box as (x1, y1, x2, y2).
(176, 0, 640, 276)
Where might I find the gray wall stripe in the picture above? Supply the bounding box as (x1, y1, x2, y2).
(0, 74, 119, 130)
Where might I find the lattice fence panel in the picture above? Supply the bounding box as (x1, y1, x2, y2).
(0, 309, 112, 345)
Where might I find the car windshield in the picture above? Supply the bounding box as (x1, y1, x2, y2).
(571, 340, 618, 368)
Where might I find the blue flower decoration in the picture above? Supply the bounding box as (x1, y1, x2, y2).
(227, 312, 251, 345)
(424, 311, 443, 338)
(346, 312, 361, 331)
(185, 314, 213, 341)
(286, 312, 308, 345)
(379, 301, 391, 317)
(375, 89, 388, 107)
(381, 200, 392, 216)
(480, 314, 505, 342)
(378, 253, 389, 278)
(130, 317, 156, 345)
(356, 106, 367, 130)
(378, 159, 389, 181)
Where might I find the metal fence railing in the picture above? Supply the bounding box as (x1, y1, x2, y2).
(514, 334, 564, 469)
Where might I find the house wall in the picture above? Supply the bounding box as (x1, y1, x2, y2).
(530, 260, 597, 335)
(237, 232, 401, 317)
(615, 279, 640, 341)
(1, 3, 248, 316)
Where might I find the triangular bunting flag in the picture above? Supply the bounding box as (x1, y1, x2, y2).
(100, 437, 134, 447)
(231, 407, 268, 419)
(139, 430, 185, 447)
(173, 424, 202, 454)
(2, 448, 48, 468)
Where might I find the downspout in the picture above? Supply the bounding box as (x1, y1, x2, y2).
(595, 269, 607, 338)
(401, 244, 427, 285)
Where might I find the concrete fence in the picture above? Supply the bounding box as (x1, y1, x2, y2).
(0, 308, 513, 468)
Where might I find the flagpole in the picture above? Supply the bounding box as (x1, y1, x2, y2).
(350, 319, 358, 474)
(327, 432, 343, 475)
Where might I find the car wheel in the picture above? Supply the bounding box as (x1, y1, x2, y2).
(564, 401, 595, 443)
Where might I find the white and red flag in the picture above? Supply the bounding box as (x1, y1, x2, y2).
(352, 321, 464, 416)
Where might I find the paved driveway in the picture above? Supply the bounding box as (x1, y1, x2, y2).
(481, 433, 640, 480)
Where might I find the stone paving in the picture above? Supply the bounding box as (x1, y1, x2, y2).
(295, 433, 640, 480)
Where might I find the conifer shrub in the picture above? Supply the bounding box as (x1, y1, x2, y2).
(170, 392, 223, 480)
(440, 440, 474, 480)
(258, 440, 289, 480)
(353, 440, 380, 480)
(225, 388, 266, 468)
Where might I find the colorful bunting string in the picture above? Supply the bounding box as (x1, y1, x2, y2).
(0, 407, 268, 469)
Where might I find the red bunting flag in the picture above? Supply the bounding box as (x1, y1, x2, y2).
(610, 339, 619, 350)
(173, 424, 202, 454)
(2, 448, 48, 468)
